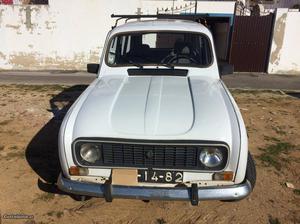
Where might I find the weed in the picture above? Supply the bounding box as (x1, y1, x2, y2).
(10, 145, 18, 150)
(6, 151, 24, 159)
(47, 211, 55, 216)
(156, 218, 167, 224)
(258, 142, 295, 170)
(0, 120, 12, 126)
(0, 145, 4, 151)
(33, 193, 55, 203)
(268, 215, 281, 224)
(293, 189, 300, 196)
(24, 220, 36, 224)
(46, 210, 63, 218)
(5, 130, 19, 135)
(264, 136, 280, 142)
(272, 126, 286, 135)
(56, 211, 63, 218)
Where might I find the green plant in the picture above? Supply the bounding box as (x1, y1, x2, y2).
(294, 189, 300, 196)
(6, 151, 24, 159)
(263, 136, 280, 142)
(0, 120, 12, 126)
(156, 218, 167, 224)
(258, 142, 295, 170)
(56, 211, 63, 218)
(272, 126, 286, 135)
(46, 210, 63, 218)
(269, 215, 281, 224)
(33, 193, 55, 203)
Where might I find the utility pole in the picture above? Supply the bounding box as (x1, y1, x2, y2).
(194, 0, 198, 15)
(172, 0, 175, 14)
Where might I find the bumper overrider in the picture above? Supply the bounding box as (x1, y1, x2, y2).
(57, 173, 252, 205)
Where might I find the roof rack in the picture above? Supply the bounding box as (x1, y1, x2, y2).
(111, 14, 207, 29)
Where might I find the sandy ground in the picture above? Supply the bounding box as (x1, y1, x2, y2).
(0, 85, 299, 224)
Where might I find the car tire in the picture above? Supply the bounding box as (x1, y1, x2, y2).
(246, 152, 256, 190)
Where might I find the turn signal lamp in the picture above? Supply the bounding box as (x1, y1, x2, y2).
(213, 171, 234, 181)
(69, 166, 89, 176)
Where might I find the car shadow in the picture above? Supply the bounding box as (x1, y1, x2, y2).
(25, 85, 88, 195)
(286, 92, 300, 99)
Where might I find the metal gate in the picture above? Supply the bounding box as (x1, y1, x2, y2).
(229, 14, 274, 72)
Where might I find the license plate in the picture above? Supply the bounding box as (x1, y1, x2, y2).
(138, 170, 183, 184)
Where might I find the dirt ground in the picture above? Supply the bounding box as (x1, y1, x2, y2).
(0, 85, 299, 224)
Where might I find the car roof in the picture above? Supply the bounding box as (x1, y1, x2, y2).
(110, 19, 212, 37)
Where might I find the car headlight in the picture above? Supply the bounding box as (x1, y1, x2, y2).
(79, 143, 101, 163)
(199, 148, 223, 168)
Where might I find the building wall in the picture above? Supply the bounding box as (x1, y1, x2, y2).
(261, 0, 300, 9)
(268, 8, 300, 74)
(246, 0, 300, 8)
(0, 0, 142, 70)
(0, 0, 235, 70)
(195, 1, 235, 14)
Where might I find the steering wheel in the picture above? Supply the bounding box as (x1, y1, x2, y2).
(166, 55, 198, 64)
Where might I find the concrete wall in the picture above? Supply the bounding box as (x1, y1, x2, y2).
(0, 0, 143, 70)
(268, 8, 300, 74)
(0, 0, 235, 70)
(261, 0, 300, 9)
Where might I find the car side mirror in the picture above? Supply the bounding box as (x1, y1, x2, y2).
(219, 63, 234, 76)
(87, 63, 100, 74)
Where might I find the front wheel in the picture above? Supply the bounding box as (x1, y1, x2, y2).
(246, 152, 256, 190)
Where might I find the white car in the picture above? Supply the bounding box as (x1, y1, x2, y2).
(57, 18, 256, 205)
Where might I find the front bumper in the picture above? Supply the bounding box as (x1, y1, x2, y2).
(57, 173, 252, 205)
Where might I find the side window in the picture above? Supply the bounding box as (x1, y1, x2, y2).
(108, 37, 118, 65)
(108, 36, 131, 65)
(126, 36, 131, 53)
(121, 36, 131, 56)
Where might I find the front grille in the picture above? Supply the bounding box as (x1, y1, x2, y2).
(73, 140, 228, 171)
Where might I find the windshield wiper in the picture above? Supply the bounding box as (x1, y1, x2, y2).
(127, 60, 143, 69)
(155, 63, 175, 69)
(126, 59, 174, 69)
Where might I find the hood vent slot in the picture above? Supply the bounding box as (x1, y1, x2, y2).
(127, 68, 188, 76)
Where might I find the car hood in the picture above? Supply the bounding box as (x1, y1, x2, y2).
(72, 75, 237, 144)
(111, 75, 194, 135)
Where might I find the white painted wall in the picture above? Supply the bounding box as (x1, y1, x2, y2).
(0, 0, 235, 70)
(196, 1, 235, 14)
(268, 8, 300, 74)
(0, 0, 142, 70)
(261, 0, 300, 9)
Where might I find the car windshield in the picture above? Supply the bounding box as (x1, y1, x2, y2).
(106, 31, 213, 68)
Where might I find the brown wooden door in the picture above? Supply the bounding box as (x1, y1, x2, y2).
(229, 14, 274, 72)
